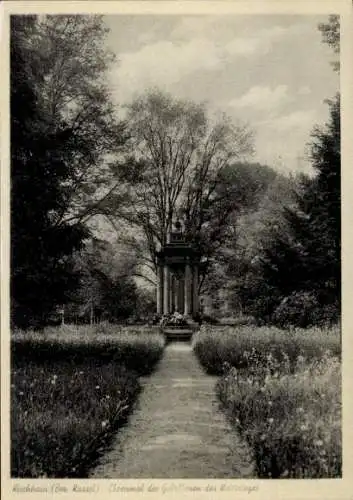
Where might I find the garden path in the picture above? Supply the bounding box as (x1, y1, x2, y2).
(90, 342, 254, 478)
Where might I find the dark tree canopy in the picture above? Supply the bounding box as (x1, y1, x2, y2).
(10, 15, 124, 328)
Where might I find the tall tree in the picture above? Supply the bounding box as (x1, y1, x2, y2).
(306, 93, 340, 299)
(11, 16, 88, 328)
(231, 16, 341, 325)
(245, 93, 340, 324)
(220, 172, 296, 317)
(11, 15, 125, 327)
(109, 89, 254, 283)
(29, 15, 128, 227)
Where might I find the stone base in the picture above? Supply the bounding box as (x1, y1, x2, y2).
(162, 317, 199, 340)
(163, 327, 194, 341)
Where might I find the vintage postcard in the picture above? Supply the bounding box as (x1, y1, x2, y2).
(1, 1, 352, 500)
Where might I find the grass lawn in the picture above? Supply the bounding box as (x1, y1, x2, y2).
(11, 324, 166, 478)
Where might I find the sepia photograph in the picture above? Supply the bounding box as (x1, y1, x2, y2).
(6, 7, 342, 484)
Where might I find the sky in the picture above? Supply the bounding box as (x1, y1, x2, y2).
(103, 15, 339, 175)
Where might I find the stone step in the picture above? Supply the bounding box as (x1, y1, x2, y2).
(163, 328, 194, 340)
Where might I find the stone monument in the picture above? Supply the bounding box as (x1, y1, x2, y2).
(155, 220, 200, 320)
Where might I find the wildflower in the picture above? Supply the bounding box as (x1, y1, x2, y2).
(297, 407, 304, 413)
(95, 385, 100, 389)
(314, 439, 324, 447)
(268, 401, 273, 406)
(268, 418, 274, 424)
(101, 420, 109, 428)
(300, 424, 308, 431)
(19, 391, 24, 396)
(223, 361, 231, 373)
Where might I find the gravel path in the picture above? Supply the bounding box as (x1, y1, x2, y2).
(90, 342, 254, 478)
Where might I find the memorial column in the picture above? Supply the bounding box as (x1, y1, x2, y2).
(184, 263, 192, 316)
(174, 277, 180, 312)
(163, 265, 170, 315)
(178, 277, 184, 314)
(170, 274, 175, 313)
(192, 265, 199, 315)
(156, 265, 163, 315)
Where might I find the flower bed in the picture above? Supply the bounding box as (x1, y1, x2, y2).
(192, 324, 341, 375)
(218, 353, 341, 478)
(192, 324, 341, 478)
(11, 324, 166, 477)
(159, 312, 190, 328)
(12, 324, 166, 376)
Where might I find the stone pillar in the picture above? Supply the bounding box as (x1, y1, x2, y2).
(174, 277, 180, 312)
(178, 277, 184, 313)
(163, 265, 170, 315)
(156, 265, 163, 315)
(184, 263, 192, 316)
(170, 274, 175, 313)
(192, 265, 199, 315)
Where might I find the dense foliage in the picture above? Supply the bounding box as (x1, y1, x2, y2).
(10, 16, 127, 328)
(258, 94, 340, 325)
(223, 92, 340, 326)
(11, 17, 88, 328)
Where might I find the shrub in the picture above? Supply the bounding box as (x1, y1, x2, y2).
(271, 291, 339, 328)
(200, 313, 219, 325)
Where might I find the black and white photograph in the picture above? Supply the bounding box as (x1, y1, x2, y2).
(4, 3, 344, 487)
